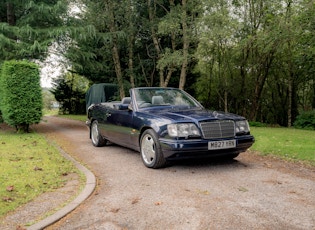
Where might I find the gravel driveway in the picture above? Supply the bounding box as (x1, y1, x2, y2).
(31, 117, 315, 229)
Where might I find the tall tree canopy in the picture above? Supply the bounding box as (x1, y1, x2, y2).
(0, 0, 69, 62)
(1, 0, 314, 126)
(66, 0, 200, 95)
(194, 0, 314, 126)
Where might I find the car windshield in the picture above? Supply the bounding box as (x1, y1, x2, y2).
(133, 88, 201, 109)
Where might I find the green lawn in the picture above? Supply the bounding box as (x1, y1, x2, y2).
(250, 127, 315, 165)
(0, 127, 79, 217)
(58, 114, 87, 122)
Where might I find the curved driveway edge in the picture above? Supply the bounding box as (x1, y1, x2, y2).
(27, 141, 96, 230)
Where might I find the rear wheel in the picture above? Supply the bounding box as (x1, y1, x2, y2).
(91, 120, 106, 147)
(140, 129, 167, 169)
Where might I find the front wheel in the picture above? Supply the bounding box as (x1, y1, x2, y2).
(91, 120, 106, 147)
(140, 129, 167, 169)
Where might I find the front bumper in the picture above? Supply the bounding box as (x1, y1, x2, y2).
(160, 135, 255, 160)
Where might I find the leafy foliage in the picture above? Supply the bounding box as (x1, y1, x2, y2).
(0, 0, 69, 62)
(194, 0, 315, 126)
(293, 110, 315, 130)
(66, 0, 199, 91)
(248, 122, 268, 127)
(0, 60, 42, 132)
(50, 72, 89, 114)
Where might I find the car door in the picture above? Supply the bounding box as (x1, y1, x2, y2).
(104, 106, 134, 148)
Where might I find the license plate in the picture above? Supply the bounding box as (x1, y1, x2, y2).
(208, 140, 236, 150)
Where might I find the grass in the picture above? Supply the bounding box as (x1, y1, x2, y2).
(0, 126, 79, 217)
(250, 127, 315, 165)
(58, 114, 87, 122)
(43, 109, 86, 122)
(42, 108, 59, 116)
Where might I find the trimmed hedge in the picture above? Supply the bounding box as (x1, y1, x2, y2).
(0, 60, 42, 132)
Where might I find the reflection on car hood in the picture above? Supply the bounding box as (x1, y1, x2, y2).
(143, 107, 244, 122)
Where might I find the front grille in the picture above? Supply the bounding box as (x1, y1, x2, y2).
(200, 120, 235, 139)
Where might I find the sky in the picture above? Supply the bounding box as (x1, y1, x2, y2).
(39, 46, 67, 88)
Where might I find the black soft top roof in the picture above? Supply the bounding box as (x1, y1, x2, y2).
(85, 83, 119, 112)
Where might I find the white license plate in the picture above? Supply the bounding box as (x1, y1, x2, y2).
(208, 140, 236, 150)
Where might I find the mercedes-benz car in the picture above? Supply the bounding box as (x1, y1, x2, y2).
(86, 87, 254, 169)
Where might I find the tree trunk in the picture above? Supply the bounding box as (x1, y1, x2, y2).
(112, 44, 125, 99)
(164, 67, 174, 87)
(127, 0, 135, 88)
(249, 44, 276, 121)
(148, 0, 164, 87)
(128, 35, 135, 88)
(286, 1, 293, 127)
(108, 2, 125, 99)
(287, 75, 293, 127)
(178, 0, 189, 90)
(7, 2, 15, 26)
(249, 74, 267, 121)
(224, 90, 228, 113)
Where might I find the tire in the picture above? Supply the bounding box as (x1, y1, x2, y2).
(91, 120, 106, 147)
(140, 129, 167, 169)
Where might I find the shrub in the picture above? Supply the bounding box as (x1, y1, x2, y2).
(249, 121, 267, 127)
(50, 73, 88, 115)
(293, 110, 315, 130)
(0, 60, 42, 132)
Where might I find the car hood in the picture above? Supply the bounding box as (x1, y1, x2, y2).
(143, 107, 244, 123)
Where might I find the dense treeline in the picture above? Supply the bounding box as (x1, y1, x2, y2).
(64, 0, 314, 126)
(195, 0, 315, 125)
(0, 0, 314, 126)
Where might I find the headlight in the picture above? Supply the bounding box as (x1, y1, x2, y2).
(167, 123, 201, 138)
(235, 120, 250, 134)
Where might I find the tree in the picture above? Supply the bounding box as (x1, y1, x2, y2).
(195, 0, 313, 127)
(0, 60, 42, 132)
(149, 0, 199, 89)
(51, 72, 89, 114)
(0, 0, 69, 62)
(195, 0, 238, 112)
(295, 0, 315, 111)
(68, 0, 200, 92)
(67, 0, 134, 99)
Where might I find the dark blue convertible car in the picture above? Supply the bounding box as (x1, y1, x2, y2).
(86, 87, 254, 168)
